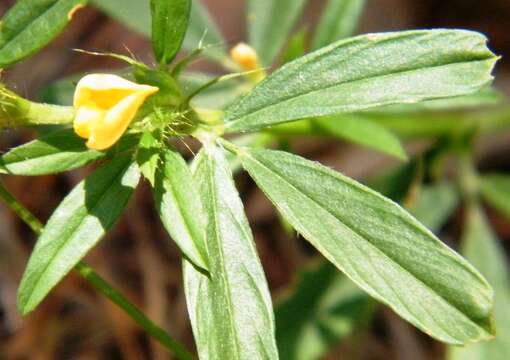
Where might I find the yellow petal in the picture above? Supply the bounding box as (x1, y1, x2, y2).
(86, 92, 150, 150)
(74, 106, 104, 139)
(73, 74, 159, 150)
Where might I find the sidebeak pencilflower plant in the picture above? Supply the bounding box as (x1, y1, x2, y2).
(73, 74, 159, 150)
(0, 0, 508, 359)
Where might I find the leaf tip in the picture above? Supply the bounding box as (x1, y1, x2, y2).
(16, 290, 34, 317)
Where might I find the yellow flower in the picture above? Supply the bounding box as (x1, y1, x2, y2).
(73, 74, 159, 150)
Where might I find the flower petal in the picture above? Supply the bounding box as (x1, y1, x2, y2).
(74, 106, 104, 139)
(86, 90, 157, 150)
(73, 74, 159, 150)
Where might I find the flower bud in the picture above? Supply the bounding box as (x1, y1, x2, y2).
(230, 43, 266, 84)
(230, 43, 260, 71)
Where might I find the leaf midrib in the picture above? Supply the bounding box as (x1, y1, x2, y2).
(206, 153, 243, 358)
(242, 151, 490, 336)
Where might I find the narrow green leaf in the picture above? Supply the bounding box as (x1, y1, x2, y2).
(449, 205, 510, 360)
(312, 0, 366, 50)
(275, 175, 460, 359)
(276, 262, 374, 360)
(276, 167, 455, 359)
(17, 157, 140, 314)
(136, 132, 160, 187)
(480, 174, 510, 221)
(235, 146, 494, 345)
(225, 30, 497, 133)
(184, 144, 278, 359)
(0, 0, 86, 68)
(314, 115, 407, 160)
(153, 148, 209, 272)
(410, 182, 460, 231)
(150, 0, 191, 65)
(247, 0, 307, 65)
(0, 128, 137, 176)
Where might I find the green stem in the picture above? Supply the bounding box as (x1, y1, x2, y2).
(0, 85, 75, 128)
(74, 263, 195, 360)
(26, 103, 75, 126)
(0, 181, 196, 360)
(0, 182, 44, 233)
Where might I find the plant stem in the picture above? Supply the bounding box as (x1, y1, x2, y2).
(0, 180, 196, 360)
(27, 103, 76, 126)
(0, 85, 75, 128)
(74, 262, 195, 360)
(0, 182, 44, 234)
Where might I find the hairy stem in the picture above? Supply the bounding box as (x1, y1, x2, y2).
(26, 103, 75, 126)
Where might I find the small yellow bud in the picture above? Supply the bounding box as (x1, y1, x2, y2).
(73, 74, 158, 150)
(230, 43, 260, 71)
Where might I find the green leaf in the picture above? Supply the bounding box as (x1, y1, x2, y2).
(276, 262, 374, 360)
(410, 182, 460, 231)
(449, 205, 510, 360)
(234, 146, 494, 345)
(480, 174, 510, 221)
(0, 0, 86, 68)
(150, 0, 191, 65)
(0, 128, 137, 176)
(225, 30, 497, 133)
(90, 0, 150, 36)
(17, 157, 140, 314)
(184, 144, 278, 359)
(314, 115, 407, 160)
(247, 0, 307, 65)
(153, 148, 209, 272)
(312, 0, 366, 50)
(136, 132, 160, 187)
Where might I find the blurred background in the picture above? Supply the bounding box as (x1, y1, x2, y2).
(0, 0, 509, 359)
